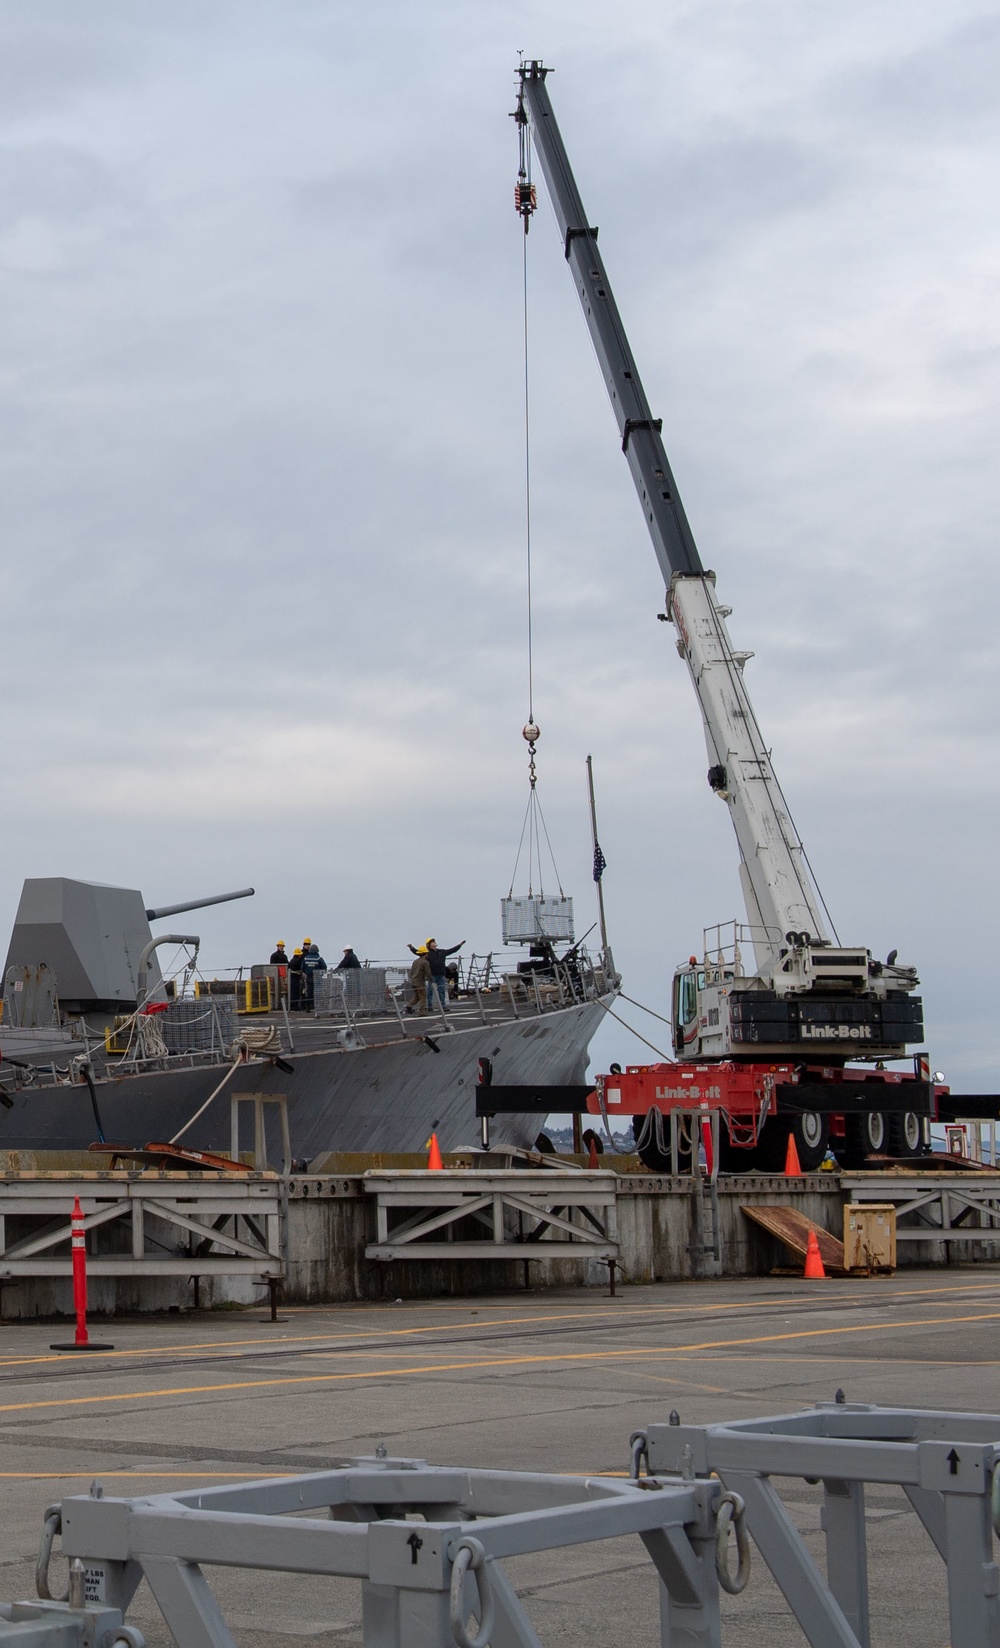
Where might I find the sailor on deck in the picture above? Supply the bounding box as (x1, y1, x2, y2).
(288, 947, 305, 1011)
(424, 938, 464, 1013)
(300, 939, 326, 1009)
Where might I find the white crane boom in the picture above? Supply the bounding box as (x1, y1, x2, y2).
(516, 61, 922, 1061)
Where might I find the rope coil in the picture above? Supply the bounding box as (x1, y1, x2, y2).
(449, 1536, 495, 1648)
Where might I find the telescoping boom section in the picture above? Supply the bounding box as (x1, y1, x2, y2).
(515, 61, 923, 1068)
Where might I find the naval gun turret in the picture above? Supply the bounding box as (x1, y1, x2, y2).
(3, 877, 253, 1019)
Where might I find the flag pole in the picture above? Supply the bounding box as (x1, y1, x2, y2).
(586, 754, 610, 959)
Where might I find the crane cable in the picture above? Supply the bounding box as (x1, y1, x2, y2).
(507, 80, 564, 902)
(516, 73, 537, 744)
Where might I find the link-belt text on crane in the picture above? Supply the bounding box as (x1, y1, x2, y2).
(800, 1024, 873, 1040)
(652, 1084, 724, 1101)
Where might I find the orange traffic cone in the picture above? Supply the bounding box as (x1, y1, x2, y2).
(784, 1131, 802, 1176)
(804, 1229, 827, 1280)
(427, 1133, 443, 1171)
(587, 1136, 600, 1169)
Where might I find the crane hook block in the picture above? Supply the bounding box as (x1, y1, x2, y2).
(515, 180, 537, 218)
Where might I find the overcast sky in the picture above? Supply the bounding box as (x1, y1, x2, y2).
(0, 2, 997, 1091)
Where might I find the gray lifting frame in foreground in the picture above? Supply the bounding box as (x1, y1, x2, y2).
(32, 1457, 737, 1648)
(641, 1399, 1000, 1648)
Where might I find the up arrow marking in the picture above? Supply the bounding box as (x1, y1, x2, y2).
(947, 1448, 960, 1475)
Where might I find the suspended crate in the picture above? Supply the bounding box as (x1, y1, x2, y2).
(501, 894, 574, 945)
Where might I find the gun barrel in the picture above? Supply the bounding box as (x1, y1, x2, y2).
(145, 887, 255, 921)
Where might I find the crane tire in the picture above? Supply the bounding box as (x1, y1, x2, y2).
(840, 1111, 886, 1167)
(791, 1111, 829, 1171)
(887, 1112, 922, 1157)
(716, 1130, 758, 1173)
(755, 1115, 827, 1173)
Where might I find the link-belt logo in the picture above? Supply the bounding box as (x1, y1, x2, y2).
(654, 1084, 723, 1100)
(801, 1024, 873, 1041)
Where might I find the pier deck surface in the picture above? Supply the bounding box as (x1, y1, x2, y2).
(1, 1269, 998, 1644)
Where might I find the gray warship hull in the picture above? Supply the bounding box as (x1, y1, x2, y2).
(0, 878, 613, 1160)
(0, 995, 608, 1160)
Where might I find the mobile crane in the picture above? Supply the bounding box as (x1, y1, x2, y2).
(514, 62, 937, 1170)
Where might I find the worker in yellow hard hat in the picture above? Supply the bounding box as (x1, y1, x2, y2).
(406, 945, 431, 1014)
(423, 937, 465, 1013)
(289, 947, 305, 1012)
(406, 936, 465, 1013)
(268, 939, 289, 1005)
(300, 937, 326, 1011)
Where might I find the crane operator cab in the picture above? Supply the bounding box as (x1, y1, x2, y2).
(672, 960, 706, 1060)
(671, 950, 742, 1062)
(672, 929, 924, 1065)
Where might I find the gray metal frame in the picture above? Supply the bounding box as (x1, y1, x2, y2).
(17, 1405, 1000, 1645)
(363, 1170, 618, 1264)
(643, 1400, 1000, 1648)
(842, 1172, 1000, 1249)
(43, 1456, 729, 1648)
(230, 1092, 291, 1174)
(0, 1173, 283, 1282)
(0, 1598, 141, 1647)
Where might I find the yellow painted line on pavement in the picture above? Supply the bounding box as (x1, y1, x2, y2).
(0, 1300, 845, 1369)
(4, 1277, 1000, 1372)
(0, 1306, 790, 1369)
(1, 1310, 999, 1416)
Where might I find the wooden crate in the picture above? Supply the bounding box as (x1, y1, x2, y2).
(844, 1202, 896, 1272)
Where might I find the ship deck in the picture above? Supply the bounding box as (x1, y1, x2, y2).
(0, 977, 603, 1082)
(267, 990, 558, 1054)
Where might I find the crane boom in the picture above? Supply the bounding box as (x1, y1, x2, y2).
(516, 61, 826, 969)
(514, 65, 702, 586)
(516, 61, 923, 1064)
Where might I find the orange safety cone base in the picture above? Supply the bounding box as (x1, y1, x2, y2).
(784, 1132, 803, 1176)
(427, 1132, 444, 1171)
(803, 1229, 827, 1280)
(587, 1138, 600, 1169)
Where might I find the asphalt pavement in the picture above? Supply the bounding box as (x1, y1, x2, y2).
(2, 1269, 999, 1645)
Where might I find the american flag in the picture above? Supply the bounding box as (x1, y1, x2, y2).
(593, 841, 607, 883)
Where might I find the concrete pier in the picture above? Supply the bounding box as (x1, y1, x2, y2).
(3, 1163, 1000, 1318)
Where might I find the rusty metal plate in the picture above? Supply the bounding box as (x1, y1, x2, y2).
(741, 1204, 847, 1273)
